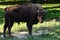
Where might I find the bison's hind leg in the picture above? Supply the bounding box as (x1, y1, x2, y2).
(3, 18, 9, 37)
(7, 19, 14, 37)
(3, 17, 14, 37)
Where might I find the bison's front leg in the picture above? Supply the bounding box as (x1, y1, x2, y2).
(27, 22, 33, 35)
(8, 20, 14, 37)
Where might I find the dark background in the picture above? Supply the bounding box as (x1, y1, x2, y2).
(0, 0, 60, 5)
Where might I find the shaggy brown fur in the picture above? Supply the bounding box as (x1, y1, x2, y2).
(3, 3, 44, 37)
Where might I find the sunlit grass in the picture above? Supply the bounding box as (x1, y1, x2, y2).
(48, 8, 60, 10)
(0, 19, 60, 34)
(0, 5, 9, 9)
(0, 36, 20, 40)
(42, 4, 60, 8)
(0, 24, 4, 33)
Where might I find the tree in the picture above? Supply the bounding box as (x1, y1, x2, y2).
(30, 0, 38, 3)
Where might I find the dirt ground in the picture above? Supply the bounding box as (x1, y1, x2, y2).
(1, 30, 49, 39)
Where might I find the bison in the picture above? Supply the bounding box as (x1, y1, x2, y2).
(3, 3, 45, 37)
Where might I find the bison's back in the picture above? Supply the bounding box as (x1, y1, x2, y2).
(5, 5, 38, 23)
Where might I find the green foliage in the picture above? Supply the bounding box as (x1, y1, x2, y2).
(38, 0, 60, 3)
(0, 36, 20, 40)
(42, 4, 60, 20)
(5, 0, 23, 1)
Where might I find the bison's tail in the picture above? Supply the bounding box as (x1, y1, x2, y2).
(5, 7, 7, 11)
(4, 7, 10, 14)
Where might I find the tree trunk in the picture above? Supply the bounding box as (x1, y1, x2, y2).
(30, 0, 38, 3)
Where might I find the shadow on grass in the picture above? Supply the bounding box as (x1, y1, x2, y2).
(35, 24, 60, 36)
(43, 5, 60, 21)
(21, 32, 60, 40)
(0, 32, 3, 35)
(44, 10, 60, 21)
(0, 36, 20, 40)
(0, 8, 4, 24)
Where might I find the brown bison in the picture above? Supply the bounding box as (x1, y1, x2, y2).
(3, 3, 45, 37)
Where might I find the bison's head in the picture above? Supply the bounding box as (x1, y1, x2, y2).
(31, 4, 45, 23)
(36, 8, 45, 23)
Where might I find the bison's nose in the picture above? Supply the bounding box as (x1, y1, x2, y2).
(37, 16, 43, 23)
(39, 20, 43, 23)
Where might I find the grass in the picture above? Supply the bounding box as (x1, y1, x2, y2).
(0, 36, 20, 40)
(0, 3, 60, 40)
